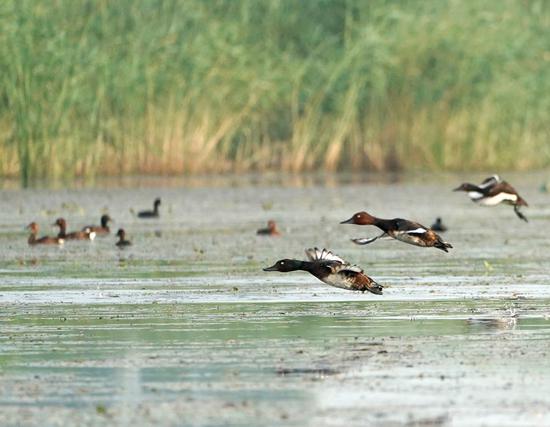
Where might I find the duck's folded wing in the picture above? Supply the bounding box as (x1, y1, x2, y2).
(394, 220, 429, 235)
(479, 175, 501, 189)
(486, 181, 518, 197)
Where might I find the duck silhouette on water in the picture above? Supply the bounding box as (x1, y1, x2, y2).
(54, 218, 95, 241)
(83, 214, 112, 235)
(137, 198, 161, 218)
(256, 220, 281, 236)
(26, 222, 64, 246)
(115, 229, 131, 247)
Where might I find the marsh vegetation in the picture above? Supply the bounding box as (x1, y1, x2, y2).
(1, 1, 550, 185)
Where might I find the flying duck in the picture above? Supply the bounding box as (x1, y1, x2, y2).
(263, 247, 383, 294)
(341, 212, 452, 252)
(453, 175, 528, 222)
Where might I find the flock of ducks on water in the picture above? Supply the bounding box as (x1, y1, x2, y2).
(26, 198, 161, 247)
(25, 175, 529, 296)
(262, 175, 529, 295)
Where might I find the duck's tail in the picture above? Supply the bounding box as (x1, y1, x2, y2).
(516, 196, 528, 207)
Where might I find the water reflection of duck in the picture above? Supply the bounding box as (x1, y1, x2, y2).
(54, 218, 96, 240)
(453, 175, 528, 222)
(116, 228, 132, 247)
(26, 222, 64, 246)
(466, 309, 519, 331)
(263, 247, 383, 294)
(341, 211, 452, 252)
(83, 214, 112, 235)
(430, 217, 447, 232)
(137, 198, 161, 218)
(256, 220, 281, 236)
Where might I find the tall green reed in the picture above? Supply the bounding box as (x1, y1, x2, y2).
(0, 0, 549, 185)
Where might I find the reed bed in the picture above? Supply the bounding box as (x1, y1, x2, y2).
(1, 0, 549, 185)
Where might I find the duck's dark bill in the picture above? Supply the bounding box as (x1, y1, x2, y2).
(263, 264, 278, 271)
(340, 217, 354, 224)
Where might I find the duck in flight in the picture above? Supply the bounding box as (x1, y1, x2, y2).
(341, 212, 452, 252)
(453, 175, 528, 222)
(263, 247, 383, 294)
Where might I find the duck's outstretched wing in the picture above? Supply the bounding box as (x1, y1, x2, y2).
(305, 247, 346, 264)
(479, 175, 501, 189)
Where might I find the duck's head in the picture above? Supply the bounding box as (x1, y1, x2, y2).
(267, 220, 278, 231)
(116, 228, 126, 238)
(100, 214, 112, 226)
(154, 198, 161, 208)
(53, 218, 67, 228)
(26, 222, 39, 233)
(453, 183, 477, 192)
(263, 259, 302, 272)
(340, 211, 376, 225)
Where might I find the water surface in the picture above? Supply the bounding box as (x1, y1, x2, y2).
(1, 173, 549, 426)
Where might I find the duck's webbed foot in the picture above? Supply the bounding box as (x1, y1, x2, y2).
(351, 233, 388, 245)
(514, 205, 528, 222)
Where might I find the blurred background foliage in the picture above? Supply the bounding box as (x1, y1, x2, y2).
(1, 0, 549, 185)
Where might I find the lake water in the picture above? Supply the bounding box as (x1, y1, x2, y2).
(1, 172, 549, 426)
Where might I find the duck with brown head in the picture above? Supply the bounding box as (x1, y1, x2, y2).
(256, 220, 281, 236)
(26, 222, 64, 246)
(54, 218, 96, 241)
(263, 248, 383, 294)
(341, 211, 452, 252)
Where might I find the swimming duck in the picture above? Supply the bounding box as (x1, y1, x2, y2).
(115, 229, 131, 247)
(341, 212, 452, 252)
(453, 175, 528, 222)
(256, 220, 281, 236)
(263, 247, 383, 294)
(83, 214, 112, 235)
(137, 198, 161, 218)
(26, 222, 64, 245)
(54, 218, 96, 241)
(430, 217, 447, 232)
